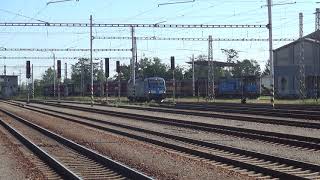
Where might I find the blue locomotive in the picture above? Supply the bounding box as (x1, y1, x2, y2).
(127, 77, 166, 102)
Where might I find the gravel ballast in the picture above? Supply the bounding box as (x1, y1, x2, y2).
(0, 102, 254, 180)
(0, 124, 46, 179)
(63, 103, 320, 138)
(27, 102, 320, 165)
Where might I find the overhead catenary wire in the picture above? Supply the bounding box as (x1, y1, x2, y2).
(94, 36, 295, 41)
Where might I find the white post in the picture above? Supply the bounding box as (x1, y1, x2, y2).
(118, 72, 121, 103)
(53, 53, 56, 97)
(267, 0, 274, 108)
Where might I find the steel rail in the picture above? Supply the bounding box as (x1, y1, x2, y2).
(36, 99, 320, 129)
(0, 107, 152, 180)
(109, 104, 320, 129)
(164, 103, 320, 120)
(7, 100, 320, 150)
(0, 118, 80, 180)
(3, 101, 320, 179)
(171, 101, 320, 111)
(35, 101, 320, 150)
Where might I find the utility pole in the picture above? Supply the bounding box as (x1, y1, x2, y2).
(192, 54, 195, 97)
(90, 15, 93, 106)
(3, 65, 6, 97)
(81, 62, 84, 96)
(65, 63, 67, 81)
(299, 12, 306, 101)
(131, 27, 136, 87)
(100, 59, 104, 97)
(58, 75, 60, 102)
(267, 0, 275, 108)
(65, 62, 67, 97)
(19, 69, 22, 94)
(53, 53, 56, 97)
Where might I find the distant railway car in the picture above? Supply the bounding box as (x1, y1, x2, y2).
(218, 79, 241, 97)
(127, 77, 166, 102)
(218, 76, 260, 98)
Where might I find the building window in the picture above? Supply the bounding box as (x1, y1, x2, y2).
(281, 77, 287, 91)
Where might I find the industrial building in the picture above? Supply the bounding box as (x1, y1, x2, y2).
(274, 30, 320, 98)
(0, 75, 18, 98)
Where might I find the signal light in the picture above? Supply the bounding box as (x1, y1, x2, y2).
(116, 61, 120, 73)
(26, 61, 31, 79)
(105, 58, 109, 78)
(57, 60, 61, 79)
(170, 56, 175, 70)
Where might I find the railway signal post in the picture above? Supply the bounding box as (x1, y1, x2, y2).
(171, 56, 175, 104)
(26, 61, 31, 104)
(57, 60, 61, 103)
(116, 61, 121, 103)
(105, 58, 109, 104)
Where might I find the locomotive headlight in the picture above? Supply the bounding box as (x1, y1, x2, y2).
(148, 90, 151, 94)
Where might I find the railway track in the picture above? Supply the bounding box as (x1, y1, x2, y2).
(173, 101, 320, 111)
(13, 100, 320, 151)
(30, 99, 320, 120)
(2, 101, 320, 179)
(109, 104, 320, 129)
(27, 99, 320, 129)
(0, 106, 152, 180)
(159, 103, 320, 120)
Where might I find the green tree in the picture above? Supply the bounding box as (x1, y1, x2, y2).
(71, 58, 102, 86)
(34, 67, 55, 96)
(221, 49, 239, 63)
(117, 63, 130, 81)
(120, 57, 183, 81)
(138, 57, 167, 79)
(34, 79, 43, 96)
(40, 67, 55, 85)
(184, 55, 224, 80)
(262, 60, 271, 76)
(232, 59, 261, 77)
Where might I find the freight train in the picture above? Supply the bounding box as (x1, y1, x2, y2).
(43, 76, 260, 99)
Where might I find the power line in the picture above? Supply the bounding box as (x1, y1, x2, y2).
(0, 22, 266, 28)
(0, 9, 48, 23)
(0, 56, 132, 60)
(94, 36, 295, 41)
(0, 48, 131, 52)
(158, 0, 195, 7)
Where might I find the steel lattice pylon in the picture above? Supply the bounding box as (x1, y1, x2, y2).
(316, 8, 320, 31)
(207, 35, 214, 101)
(299, 13, 306, 100)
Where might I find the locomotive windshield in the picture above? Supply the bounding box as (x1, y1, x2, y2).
(148, 79, 165, 89)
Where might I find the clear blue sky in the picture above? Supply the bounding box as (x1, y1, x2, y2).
(0, 0, 318, 83)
